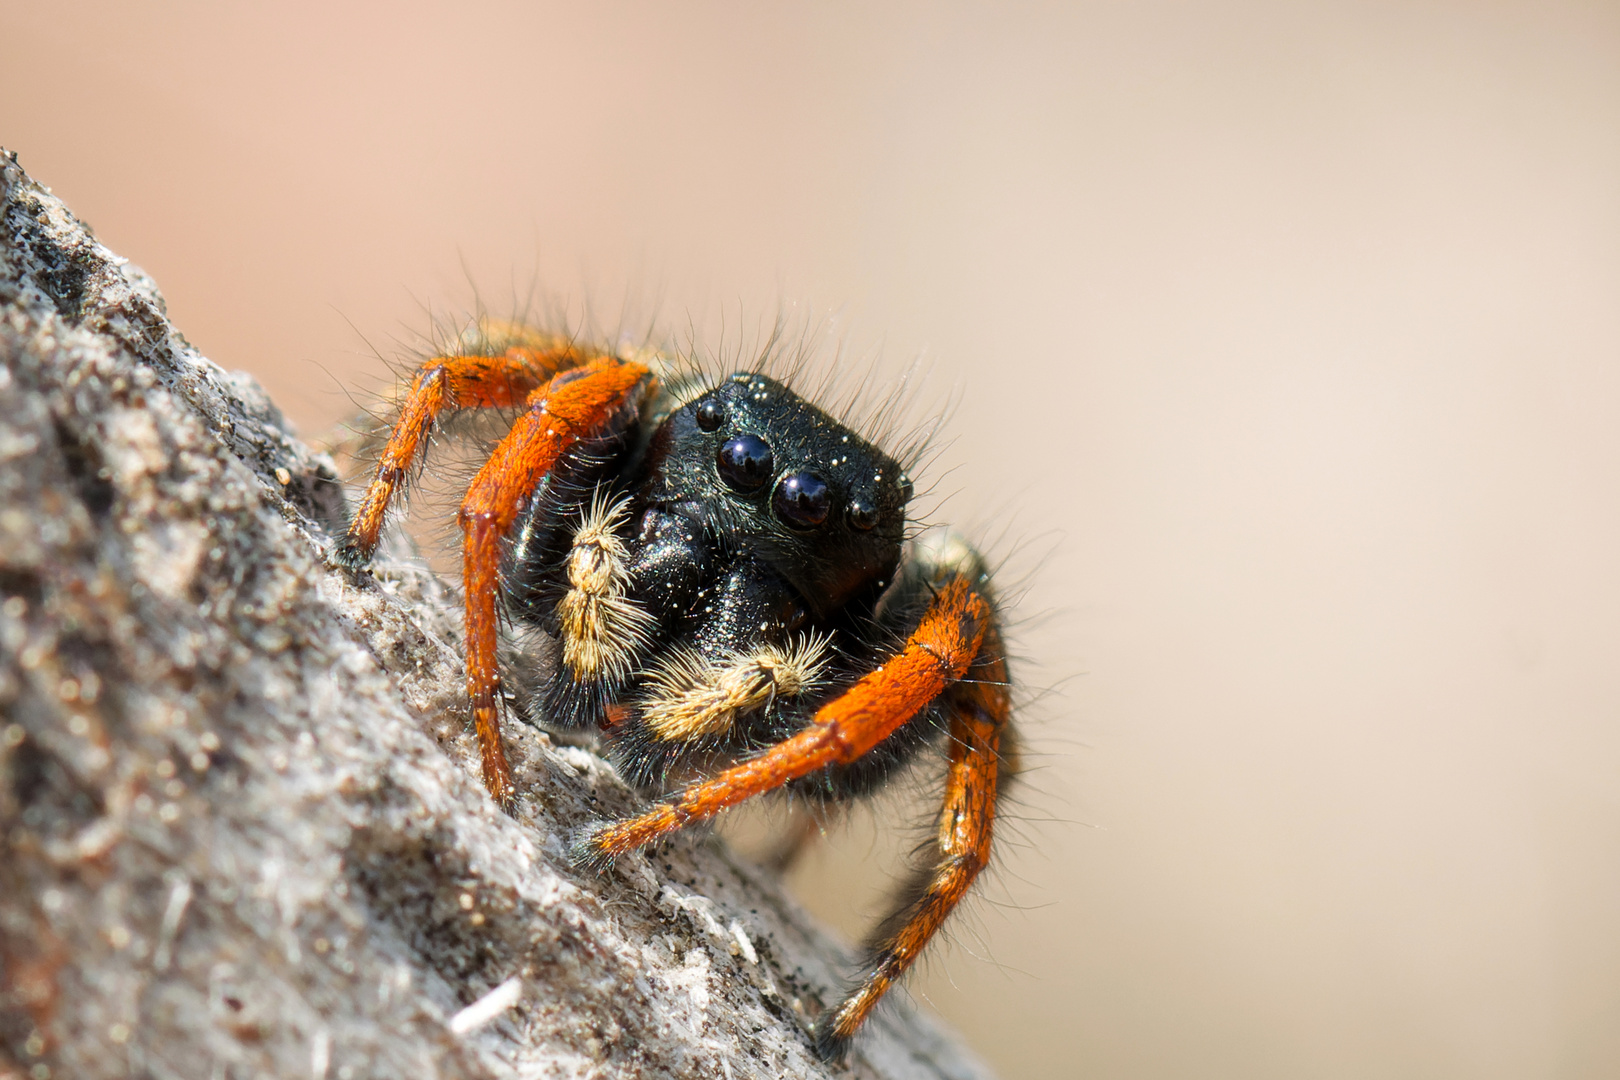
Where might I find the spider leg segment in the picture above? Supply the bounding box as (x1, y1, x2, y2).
(457, 357, 653, 804)
(336, 341, 590, 566)
(818, 620, 1012, 1060)
(574, 575, 991, 860)
(638, 635, 833, 742)
(556, 494, 655, 684)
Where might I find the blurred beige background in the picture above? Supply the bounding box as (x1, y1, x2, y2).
(5, 2, 1619, 1076)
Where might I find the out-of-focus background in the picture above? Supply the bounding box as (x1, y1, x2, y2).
(5, 2, 1618, 1076)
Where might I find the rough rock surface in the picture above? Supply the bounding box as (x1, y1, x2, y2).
(0, 150, 993, 1080)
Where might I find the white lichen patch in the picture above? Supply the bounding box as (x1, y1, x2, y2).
(129, 519, 210, 602)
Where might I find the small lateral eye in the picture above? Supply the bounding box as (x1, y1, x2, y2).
(773, 471, 831, 529)
(695, 398, 725, 432)
(717, 433, 773, 491)
(847, 497, 879, 531)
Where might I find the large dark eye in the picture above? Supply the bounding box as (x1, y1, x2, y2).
(773, 471, 831, 529)
(717, 433, 773, 491)
(695, 397, 725, 432)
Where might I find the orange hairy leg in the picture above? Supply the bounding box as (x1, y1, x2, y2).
(575, 576, 992, 861)
(338, 342, 592, 565)
(818, 621, 1013, 1058)
(458, 357, 652, 804)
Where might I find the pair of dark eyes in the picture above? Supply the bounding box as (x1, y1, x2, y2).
(698, 400, 881, 532)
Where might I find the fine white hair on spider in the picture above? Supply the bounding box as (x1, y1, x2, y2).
(639, 632, 835, 742)
(396, 302, 949, 469)
(553, 490, 657, 683)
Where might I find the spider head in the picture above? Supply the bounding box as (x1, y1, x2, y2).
(643, 373, 911, 615)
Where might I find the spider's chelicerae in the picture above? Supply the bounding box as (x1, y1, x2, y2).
(335, 324, 1016, 1058)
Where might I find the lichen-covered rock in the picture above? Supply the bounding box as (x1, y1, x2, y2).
(0, 150, 993, 1080)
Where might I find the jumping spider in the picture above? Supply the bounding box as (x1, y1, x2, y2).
(335, 324, 1015, 1058)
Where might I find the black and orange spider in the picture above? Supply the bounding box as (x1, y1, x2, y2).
(335, 324, 1015, 1058)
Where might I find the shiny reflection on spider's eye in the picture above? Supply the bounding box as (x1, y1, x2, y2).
(774, 471, 831, 529)
(695, 397, 726, 432)
(846, 496, 879, 531)
(717, 433, 773, 492)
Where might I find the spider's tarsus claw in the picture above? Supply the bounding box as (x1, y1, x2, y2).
(567, 821, 619, 874)
(331, 536, 374, 570)
(810, 1020, 853, 1064)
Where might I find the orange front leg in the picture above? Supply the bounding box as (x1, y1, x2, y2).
(457, 357, 651, 804)
(573, 576, 992, 864)
(337, 341, 590, 566)
(818, 626, 1013, 1059)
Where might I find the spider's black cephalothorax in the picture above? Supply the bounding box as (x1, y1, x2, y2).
(341, 331, 1014, 1058)
(508, 372, 925, 790)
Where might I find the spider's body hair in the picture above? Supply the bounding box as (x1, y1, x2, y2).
(639, 633, 833, 742)
(555, 493, 654, 682)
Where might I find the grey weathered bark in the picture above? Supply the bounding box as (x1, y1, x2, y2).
(0, 151, 994, 1080)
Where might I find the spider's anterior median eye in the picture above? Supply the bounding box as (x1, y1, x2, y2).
(773, 471, 831, 529)
(846, 496, 879, 531)
(695, 398, 725, 432)
(717, 433, 773, 491)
